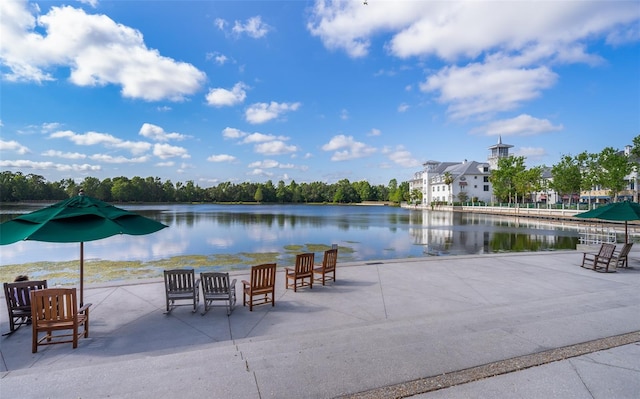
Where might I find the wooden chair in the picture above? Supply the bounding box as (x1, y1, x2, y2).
(242, 263, 277, 311)
(313, 248, 338, 285)
(201, 272, 236, 315)
(285, 253, 315, 292)
(31, 288, 91, 353)
(164, 269, 200, 314)
(3, 280, 47, 335)
(611, 243, 633, 270)
(581, 243, 616, 272)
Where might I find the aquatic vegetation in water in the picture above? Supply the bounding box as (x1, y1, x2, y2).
(0, 244, 355, 286)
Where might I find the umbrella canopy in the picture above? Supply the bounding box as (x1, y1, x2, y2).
(0, 193, 168, 304)
(574, 201, 640, 243)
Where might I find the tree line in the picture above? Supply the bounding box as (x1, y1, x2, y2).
(0, 172, 411, 204)
(490, 136, 640, 204)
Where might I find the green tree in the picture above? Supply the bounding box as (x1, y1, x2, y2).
(490, 156, 526, 203)
(551, 155, 582, 204)
(254, 186, 264, 203)
(598, 147, 633, 201)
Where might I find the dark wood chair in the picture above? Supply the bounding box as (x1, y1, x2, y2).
(285, 253, 315, 292)
(313, 248, 338, 285)
(581, 243, 616, 272)
(242, 263, 277, 311)
(201, 272, 236, 315)
(31, 288, 91, 353)
(164, 269, 200, 314)
(611, 243, 633, 270)
(3, 279, 48, 335)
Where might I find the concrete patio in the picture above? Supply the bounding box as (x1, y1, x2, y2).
(1, 250, 639, 398)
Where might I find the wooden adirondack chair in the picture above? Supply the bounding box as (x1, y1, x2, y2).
(242, 263, 277, 311)
(31, 288, 91, 353)
(581, 243, 616, 272)
(285, 253, 315, 292)
(313, 247, 338, 285)
(164, 269, 200, 313)
(610, 243, 634, 271)
(201, 272, 236, 315)
(3, 279, 47, 335)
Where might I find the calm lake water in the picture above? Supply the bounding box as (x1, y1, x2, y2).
(0, 203, 580, 267)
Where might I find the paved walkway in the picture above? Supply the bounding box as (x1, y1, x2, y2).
(1, 250, 639, 398)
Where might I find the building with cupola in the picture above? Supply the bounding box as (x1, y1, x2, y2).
(409, 137, 511, 206)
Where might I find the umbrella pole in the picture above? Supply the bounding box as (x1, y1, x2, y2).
(80, 242, 84, 306)
(625, 222, 628, 244)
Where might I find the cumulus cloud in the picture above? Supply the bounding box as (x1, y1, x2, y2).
(41, 149, 86, 159)
(245, 101, 301, 124)
(472, 114, 564, 137)
(153, 143, 190, 159)
(50, 130, 152, 154)
(242, 132, 288, 144)
(89, 154, 149, 163)
(0, 139, 30, 154)
(307, 1, 639, 119)
(385, 145, 421, 168)
(206, 82, 248, 107)
(254, 141, 298, 155)
(0, 1, 205, 101)
(222, 127, 247, 139)
(368, 128, 381, 137)
(321, 135, 376, 161)
(207, 154, 236, 162)
(0, 159, 100, 172)
(248, 159, 280, 169)
(139, 123, 188, 141)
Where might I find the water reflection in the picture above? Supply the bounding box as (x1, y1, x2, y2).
(0, 204, 579, 265)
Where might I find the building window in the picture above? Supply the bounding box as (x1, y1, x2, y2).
(474, 185, 477, 189)
(483, 166, 489, 172)
(484, 185, 489, 191)
(474, 176, 477, 179)
(483, 176, 489, 182)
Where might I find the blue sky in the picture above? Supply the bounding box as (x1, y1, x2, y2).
(1, 0, 639, 187)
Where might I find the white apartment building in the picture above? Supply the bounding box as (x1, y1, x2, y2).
(409, 138, 512, 205)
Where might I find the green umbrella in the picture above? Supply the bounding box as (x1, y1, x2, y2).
(574, 201, 640, 244)
(0, 192, 168, 305)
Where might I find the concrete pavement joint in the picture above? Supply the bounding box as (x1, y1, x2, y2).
(339, 331, 640, 399)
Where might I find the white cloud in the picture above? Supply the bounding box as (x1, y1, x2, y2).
(50, 130, 151, 154)
(232, 16, 271, 39)
(307, 1, 639, 119)
(515, 146, 547, 159)
(248, 168, 274, 177)
(472, 114, 563, 137)
(139, 123, 188, 141)
(420, 63, 557, 119)
(206, 82, 248, 107)
(0, 159, 100, 172)
(207, 154, 236, 162)
(41, 149, 86, 159)
(248, 159, 279, 169)
(368, 128, 381, 137)
(242, 132, 287, 144)
(397, 103, 409, 113)
(386, 145, 421, 168)
(321, 135, 376, 161)
(222, 127, 247, 139)
(245, 101, 301, 124)
(340, 109, 349, 120)
(0, 139, 30, 154)
(0, 2, 205, 101)
(89, 154, 149, 163)
(153, 143, 190, 159)
(206, 51, 230, 65)
(254, 140, 298, 155)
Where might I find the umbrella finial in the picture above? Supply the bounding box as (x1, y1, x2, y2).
(79, 189, 85, 196)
